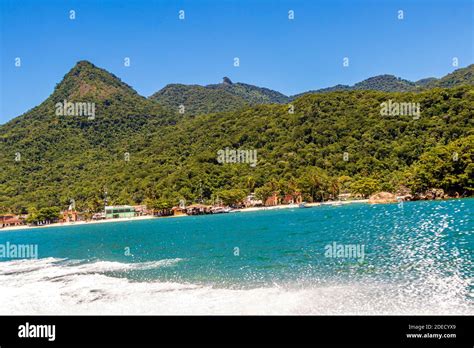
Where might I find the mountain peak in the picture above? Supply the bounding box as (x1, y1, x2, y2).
(222, 77, 233, 85)
(52, 61, 138, 101)
(75, 60, 95, 67)
(70, 60, 97, 72)
(353, 74, 416, 92)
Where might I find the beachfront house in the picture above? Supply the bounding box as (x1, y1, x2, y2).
(105, 205, 136, 219)
(282, 192, 303, 205)
(0, 214, 23, 228)
(61, 208, 78, 222)
(243, 193, 263, 207)
(171, 206, 187, 216)
(185, 204, 212, 215)
(265, 192, 279, 206)
(132, 205, 149, 216)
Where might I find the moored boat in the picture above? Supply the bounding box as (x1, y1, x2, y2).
(211, 206, 233, 214)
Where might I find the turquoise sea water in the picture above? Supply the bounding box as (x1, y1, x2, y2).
(0, 199, 472, 314)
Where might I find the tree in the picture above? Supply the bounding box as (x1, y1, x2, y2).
(406, 135, 474, 195)
(27, 207, 61, 224)
(25, 207, 38, 224)
(338, 175, 352, 193)
(217, 189, 247, 206)
(255, 184, 274, 203)
(350, 178, 380, 198)
(297, 167, 330, 201)
(245, 176, 256, 192)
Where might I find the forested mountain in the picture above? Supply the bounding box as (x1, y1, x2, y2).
(0, 61, 473, 213)
(415, 77, 438, 87)
(352, 75, 416, 92)
(151, 66, 474, 115)
(292, 64, 474, 98)
(423, 64, 474, 88)
(206, 78, 290, 104)
(149, 83, 248, 115)
(0, 61, 177, 212)
(150, 77, 289, 115)
(293, 75, 415, 98)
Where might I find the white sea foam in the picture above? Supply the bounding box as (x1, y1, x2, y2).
(0, 257, 472, 315)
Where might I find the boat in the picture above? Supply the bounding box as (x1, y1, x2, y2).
(211, 206, 233, 214)
(299, 202, 309, 208)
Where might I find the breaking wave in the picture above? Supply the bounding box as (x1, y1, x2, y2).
(0, 257, 472, 315)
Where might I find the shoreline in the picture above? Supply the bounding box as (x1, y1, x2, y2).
(234, 199, 369, 213)
(0, 200, 370, 233)
(0, 215, 160, 233)
(5, 197, 468, 233)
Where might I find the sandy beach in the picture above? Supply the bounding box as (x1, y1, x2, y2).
(0, 215, 159, 233)
(235, 200, 369, 213)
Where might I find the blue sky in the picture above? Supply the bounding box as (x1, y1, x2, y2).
(0, 0, 472, 123)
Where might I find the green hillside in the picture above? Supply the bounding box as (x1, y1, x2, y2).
(425, 64, 474, 88)
(0, 62, 473, 213)
(150, 66, 474, 114)
(150, 77, 289, 115)
(293, 65, 474, 98)
(353, 75, 416, 92)
(206, 79, 290, 104)
(149, 83, 247, 115)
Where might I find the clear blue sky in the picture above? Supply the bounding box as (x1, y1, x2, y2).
(0, 0, 472, 123)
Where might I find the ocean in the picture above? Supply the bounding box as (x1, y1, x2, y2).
(0, 199, 472, 315)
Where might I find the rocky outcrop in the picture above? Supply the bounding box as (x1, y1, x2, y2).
(396, 185, 413, 201)
(412, 188, 456, 200)
(222, 76, 233, 85)
(368, 192, 398, 204)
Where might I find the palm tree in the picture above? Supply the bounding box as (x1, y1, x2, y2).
(299, 167, 330, 201)
(245, 176, 256, 193)
(330, 177, 341, 200)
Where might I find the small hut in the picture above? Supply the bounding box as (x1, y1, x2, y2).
(0, 214, 23, 228)
(171, 206, 187, 216)
(185, 204, 212, 215)
(265, 192, 279, 206)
